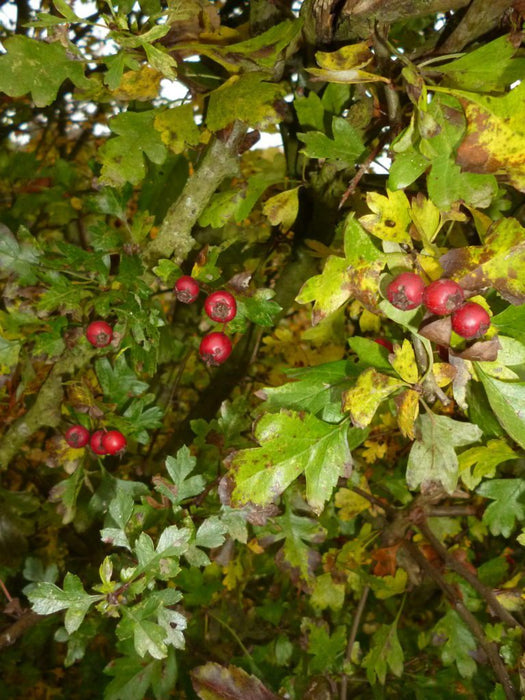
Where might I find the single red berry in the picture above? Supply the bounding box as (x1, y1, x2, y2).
(423, 279, 465, 315)
(90, 430, 108, 455)
(374, 338, 394, 352)
(386, 272, 426, 311)
(451, 302, 491, 339)
(174, 276, 200, 304)
(86, 320, 113, 348)
(101, 430, 127, 456)
(199, 332, 232, 366)
(204, 290, 237, 323)
(64, 425, 90, 448)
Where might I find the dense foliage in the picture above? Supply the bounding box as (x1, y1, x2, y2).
(1, 0, 525, 697)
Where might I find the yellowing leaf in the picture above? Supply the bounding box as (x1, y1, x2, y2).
(310, 572, 345, 611)
(361, 439, 388, 464)
(154, 105, 201, 154)
(395, 389, 420, 439)
(432, 362, 456, 387)
(335, 479, 372, 520)
(262, 187, 300, 232)
(410, 193, 441, 246)
(456, 81, 525, 193)
(359, 190, 412, 244)
(309, 43, 389, 84)
(296, 255, 351, 325)
(223, 558, 244, 591)
(359, 308, 382, 333)
(342, 368, 405, 428)
(113, 66, 162, 101)
(390, 339, 418, 384)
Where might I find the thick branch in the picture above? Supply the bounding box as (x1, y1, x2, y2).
(0, 611, 43, 650)
(143, 122, 247, 268)
(439, 0, 514, 53)
(0, 344, 96, 471)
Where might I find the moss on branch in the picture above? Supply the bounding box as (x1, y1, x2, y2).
(143, 122, 247, 269)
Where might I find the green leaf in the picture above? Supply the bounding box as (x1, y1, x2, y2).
(433, 610, 477, 678)
(343, 214, 381, 264)
(133, 619, 167, 659)
(459, 439, 519, 490)
(304, 621, 347, 674)
(0, 36, 89, 107)
(477, 479, 525, 537)
(298, 116, 365, 169)
(492, 305, 525, 344)
(295, 92, 325, 131)
(476, 365, 525, 449)
(99, 111, 168, 187)
(407, 414, 482, 493)
(143, 43, 177, 80)
(37, 273, 93, 314)
(347, 337, 393, 372)
(27, 572, 100, 631)
(435, 35, 525, 93)
(48, 468, 85, 524)
(108, 491, 135, 530)
(233, 289, 281, 329)
(160, 446, 205, 507)
(207, 73, 286, 132)
(258, 360, 357, 420)
(195, 517, 228, 549)
(388, 146, 429, 190)
(0, 336, 21, 375)
(0, 225, 41, 284)
(228, 410, 364, 514)
(427, 154, 497, 210)
(95, 355, 149, 408)
(363, 622, 404, 685)
(104, 655, 164, 700)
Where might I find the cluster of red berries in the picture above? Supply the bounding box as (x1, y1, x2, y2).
(174, 275, 236, 366)
(64, 425, 126, 456)
(386, 272, 490, 340)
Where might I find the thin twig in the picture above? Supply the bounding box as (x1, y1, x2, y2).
(351, 485, 395, 515)
(340, 585, 370, 700)
(417, 520, 525, 634)
(402, 540, 517, 700)
(339, 137, 386, 210)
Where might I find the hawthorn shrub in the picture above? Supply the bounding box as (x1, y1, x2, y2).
(0, 1, 525, 699)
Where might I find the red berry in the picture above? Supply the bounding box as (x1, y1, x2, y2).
(64, 425, 90, 448)
(86, 321, 113, 348)
(101, 430, 127, 455)
(90, 430, 108, 455)
(451, 302, 491, 339)
(204, 290, 237, 323)
(199, 332, 232, 366)
(174, 276, 199, 304)
(423, 279, 465, 315)
(374, 338, 394, 352)
(386, 272, 426, 311)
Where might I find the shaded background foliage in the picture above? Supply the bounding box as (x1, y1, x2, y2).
(1, 0, 525, 698)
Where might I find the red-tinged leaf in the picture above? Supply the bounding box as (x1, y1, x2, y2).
(191, 663, 280, 700)
(372, 544, 400, 577)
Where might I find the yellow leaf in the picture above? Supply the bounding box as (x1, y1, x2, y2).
(359, 189, 412, 244)
(432, 362, 456, 387)
(359, 308, 381, 333)
(223, 558, 244, 591)
(310, 43, 389, 84)
(113, 66, 162, 101)
(342, 368, 405, 428)
(262, 187, 300, 232)
(395, 388, 420, 439)
(361, 439, 387, 464)
(390, 339, 418, 384)
(335, 478, 372, 520)
(410, 193, 441, 245)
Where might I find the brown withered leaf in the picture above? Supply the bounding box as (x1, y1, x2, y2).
(191, 663, 281, 700)
(418, 316, 452, 346)
(450, 337, 500, 361)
